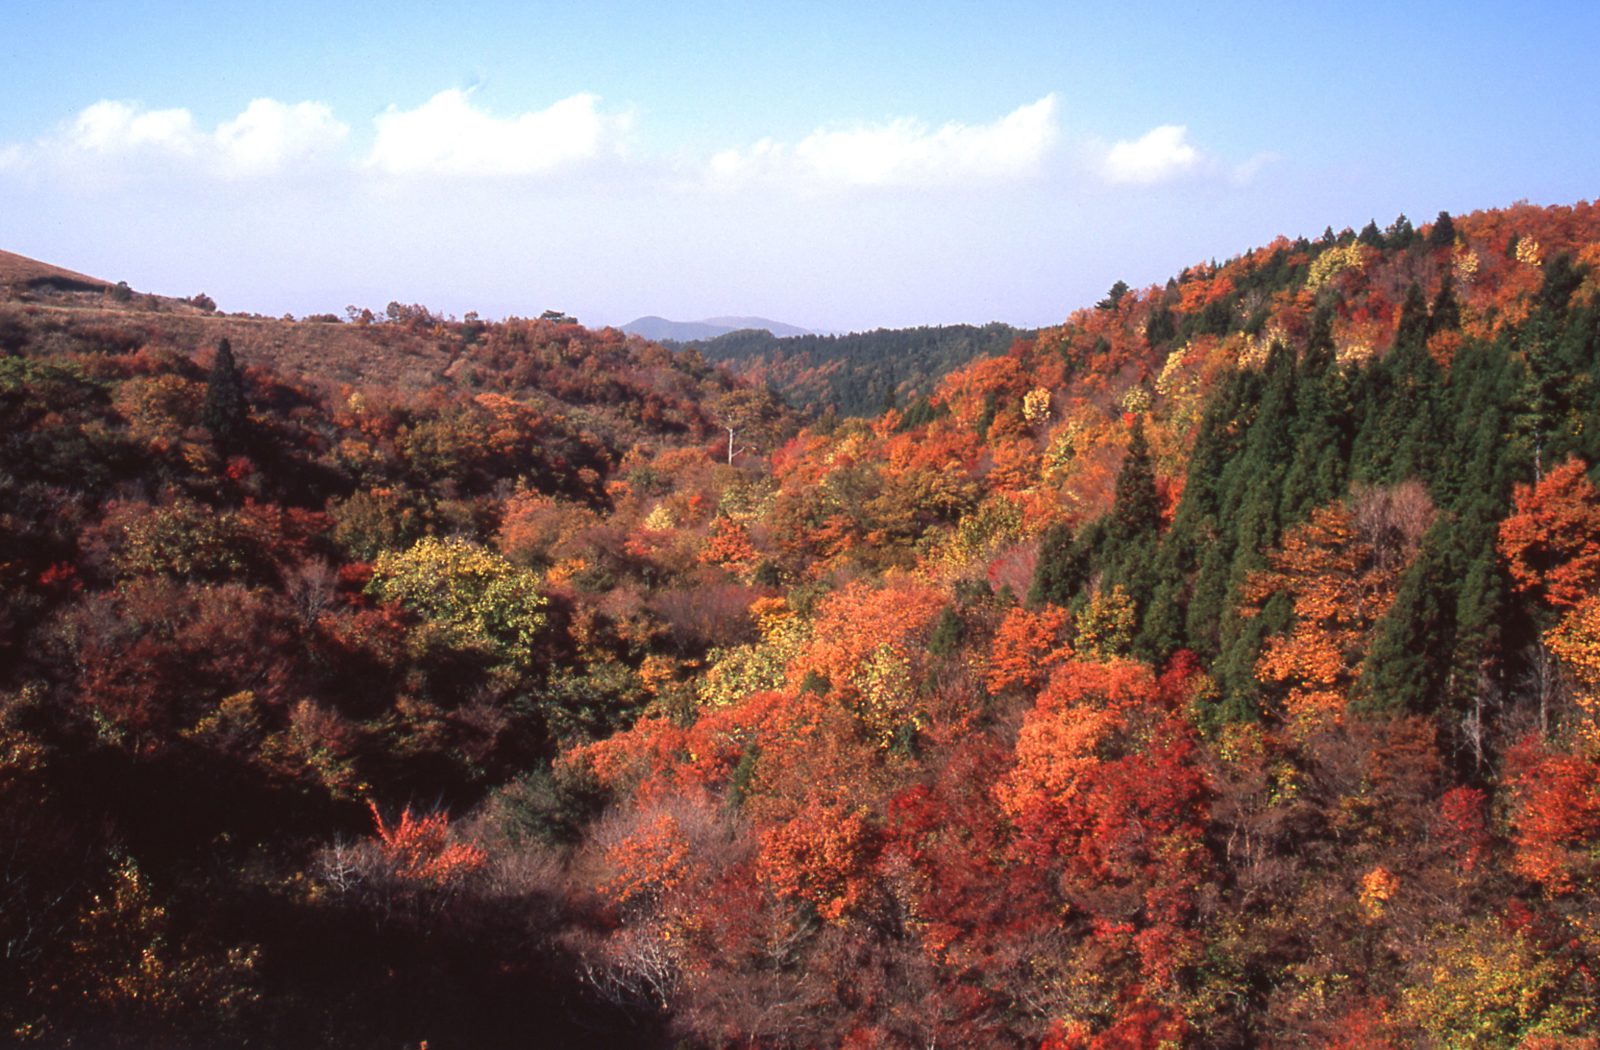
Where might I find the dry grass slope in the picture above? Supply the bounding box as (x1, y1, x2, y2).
(0, 248, 111, 292)
(0, 247, 453, 387)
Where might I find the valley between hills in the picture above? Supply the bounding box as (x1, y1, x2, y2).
(3, 202, 1600, 1046)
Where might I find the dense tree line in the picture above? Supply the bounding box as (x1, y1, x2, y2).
(681, 322, 1025, 417)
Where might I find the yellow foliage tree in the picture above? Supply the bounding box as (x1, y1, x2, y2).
(1023, 386, 1053, 424)
(1545, 594, 1600, 751)
(369, 537, 547, 671)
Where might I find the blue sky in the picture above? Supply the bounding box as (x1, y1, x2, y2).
(3, 2, 1597, 331)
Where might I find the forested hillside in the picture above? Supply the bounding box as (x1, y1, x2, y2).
(4, 201, 1600, 1047)
(683, 322, 1025, 417)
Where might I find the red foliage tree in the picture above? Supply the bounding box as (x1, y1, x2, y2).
(1504, 736, 1600, 896)
(998, 659, 1211, 1000)
(757, 800, 878, 922)
(365, 800, 487, 887)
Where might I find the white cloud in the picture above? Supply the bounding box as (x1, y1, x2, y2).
(5, 98, 348, 178)
(711, 94, 1059, 189)
(215, 99, 348, 175)
(1, 90, 623, 183)
(2, 91, 1267, 203)
(367, 89, 629, 176)
(1102, 124, 1200, 185)
(70, 100, 200, 154)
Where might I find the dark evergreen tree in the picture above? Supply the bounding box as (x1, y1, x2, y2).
(1142, 368, 1263, 661)
(1516, 260, 1593, 476)
(1349, 307, 1447, 487)
(926, 605, 963, 657)
(1098, 280, 1131, 311)
(1145, 302, 1177, 347)
(1448, 534, 1509, 769)
(1279, 309, 1350, 524)
(1429, 210, 1456, 248)
(1097, 415, 1164, 637)
(1110, 415, 1160, 545)
(1356, 521, 1456, 715)
(1206, 345, 1301, 712)
(1429, 272, 1461, 335)
(1028, 519, 1098, 608)
(1395, 283, 1431, 351)
(202, 338, 249, 452)
(1137, 540, 1190, 662)
(1536, 253, 1586, 319)
(1387, 213, 1416, 250)
(1208, 590, 1290, 726)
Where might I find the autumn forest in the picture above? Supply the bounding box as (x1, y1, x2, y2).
(4, 202, 1600, 1047)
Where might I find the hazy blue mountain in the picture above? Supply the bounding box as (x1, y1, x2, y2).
(620, 315, 812, 341)
(700, 316, 813, 338)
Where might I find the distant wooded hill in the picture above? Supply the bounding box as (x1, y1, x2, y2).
(678, 322, 1027, 417)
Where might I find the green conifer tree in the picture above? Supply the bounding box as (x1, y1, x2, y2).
(1111, 415, 1160, 545)
(1356, 522, 1456, 715)
(1028, 521, 1091, 608)
(1428, 210, 1456, 248)
(1429, 272, 1461, 335)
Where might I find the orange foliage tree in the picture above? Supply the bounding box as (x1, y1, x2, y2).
(1499, 457, 1600, 611)
(791, 578, 947, 745)
(986, 604, 1072, 695)
(1243, 486, 1432, 727)
(698, 515, 761, 577)
(1546, 594, 1600, 748)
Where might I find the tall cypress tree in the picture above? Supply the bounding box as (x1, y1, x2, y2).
(1280, 306, 1351, 524)
(1357, 521, 1457, 715)
(1143, 367, 1261, 661)
(1111, 415, 1160, 545)
(1029, 520, 1092, 608)
(1429, 273, 1461, 336)
(1395, 283, 1431, 351)
(1103, 415, 1163, 626)
(1210, 345, 1299, 714)
(202, 338, 249, 452)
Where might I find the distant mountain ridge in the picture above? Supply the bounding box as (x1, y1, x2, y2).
(620, 314, 813, 341)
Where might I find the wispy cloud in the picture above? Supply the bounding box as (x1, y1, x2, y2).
(366, 89, 630, 176)
(1101, 124, 1199, 185)
(710, 95, 1060, 189)
(1229, 151, 1279, 186)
